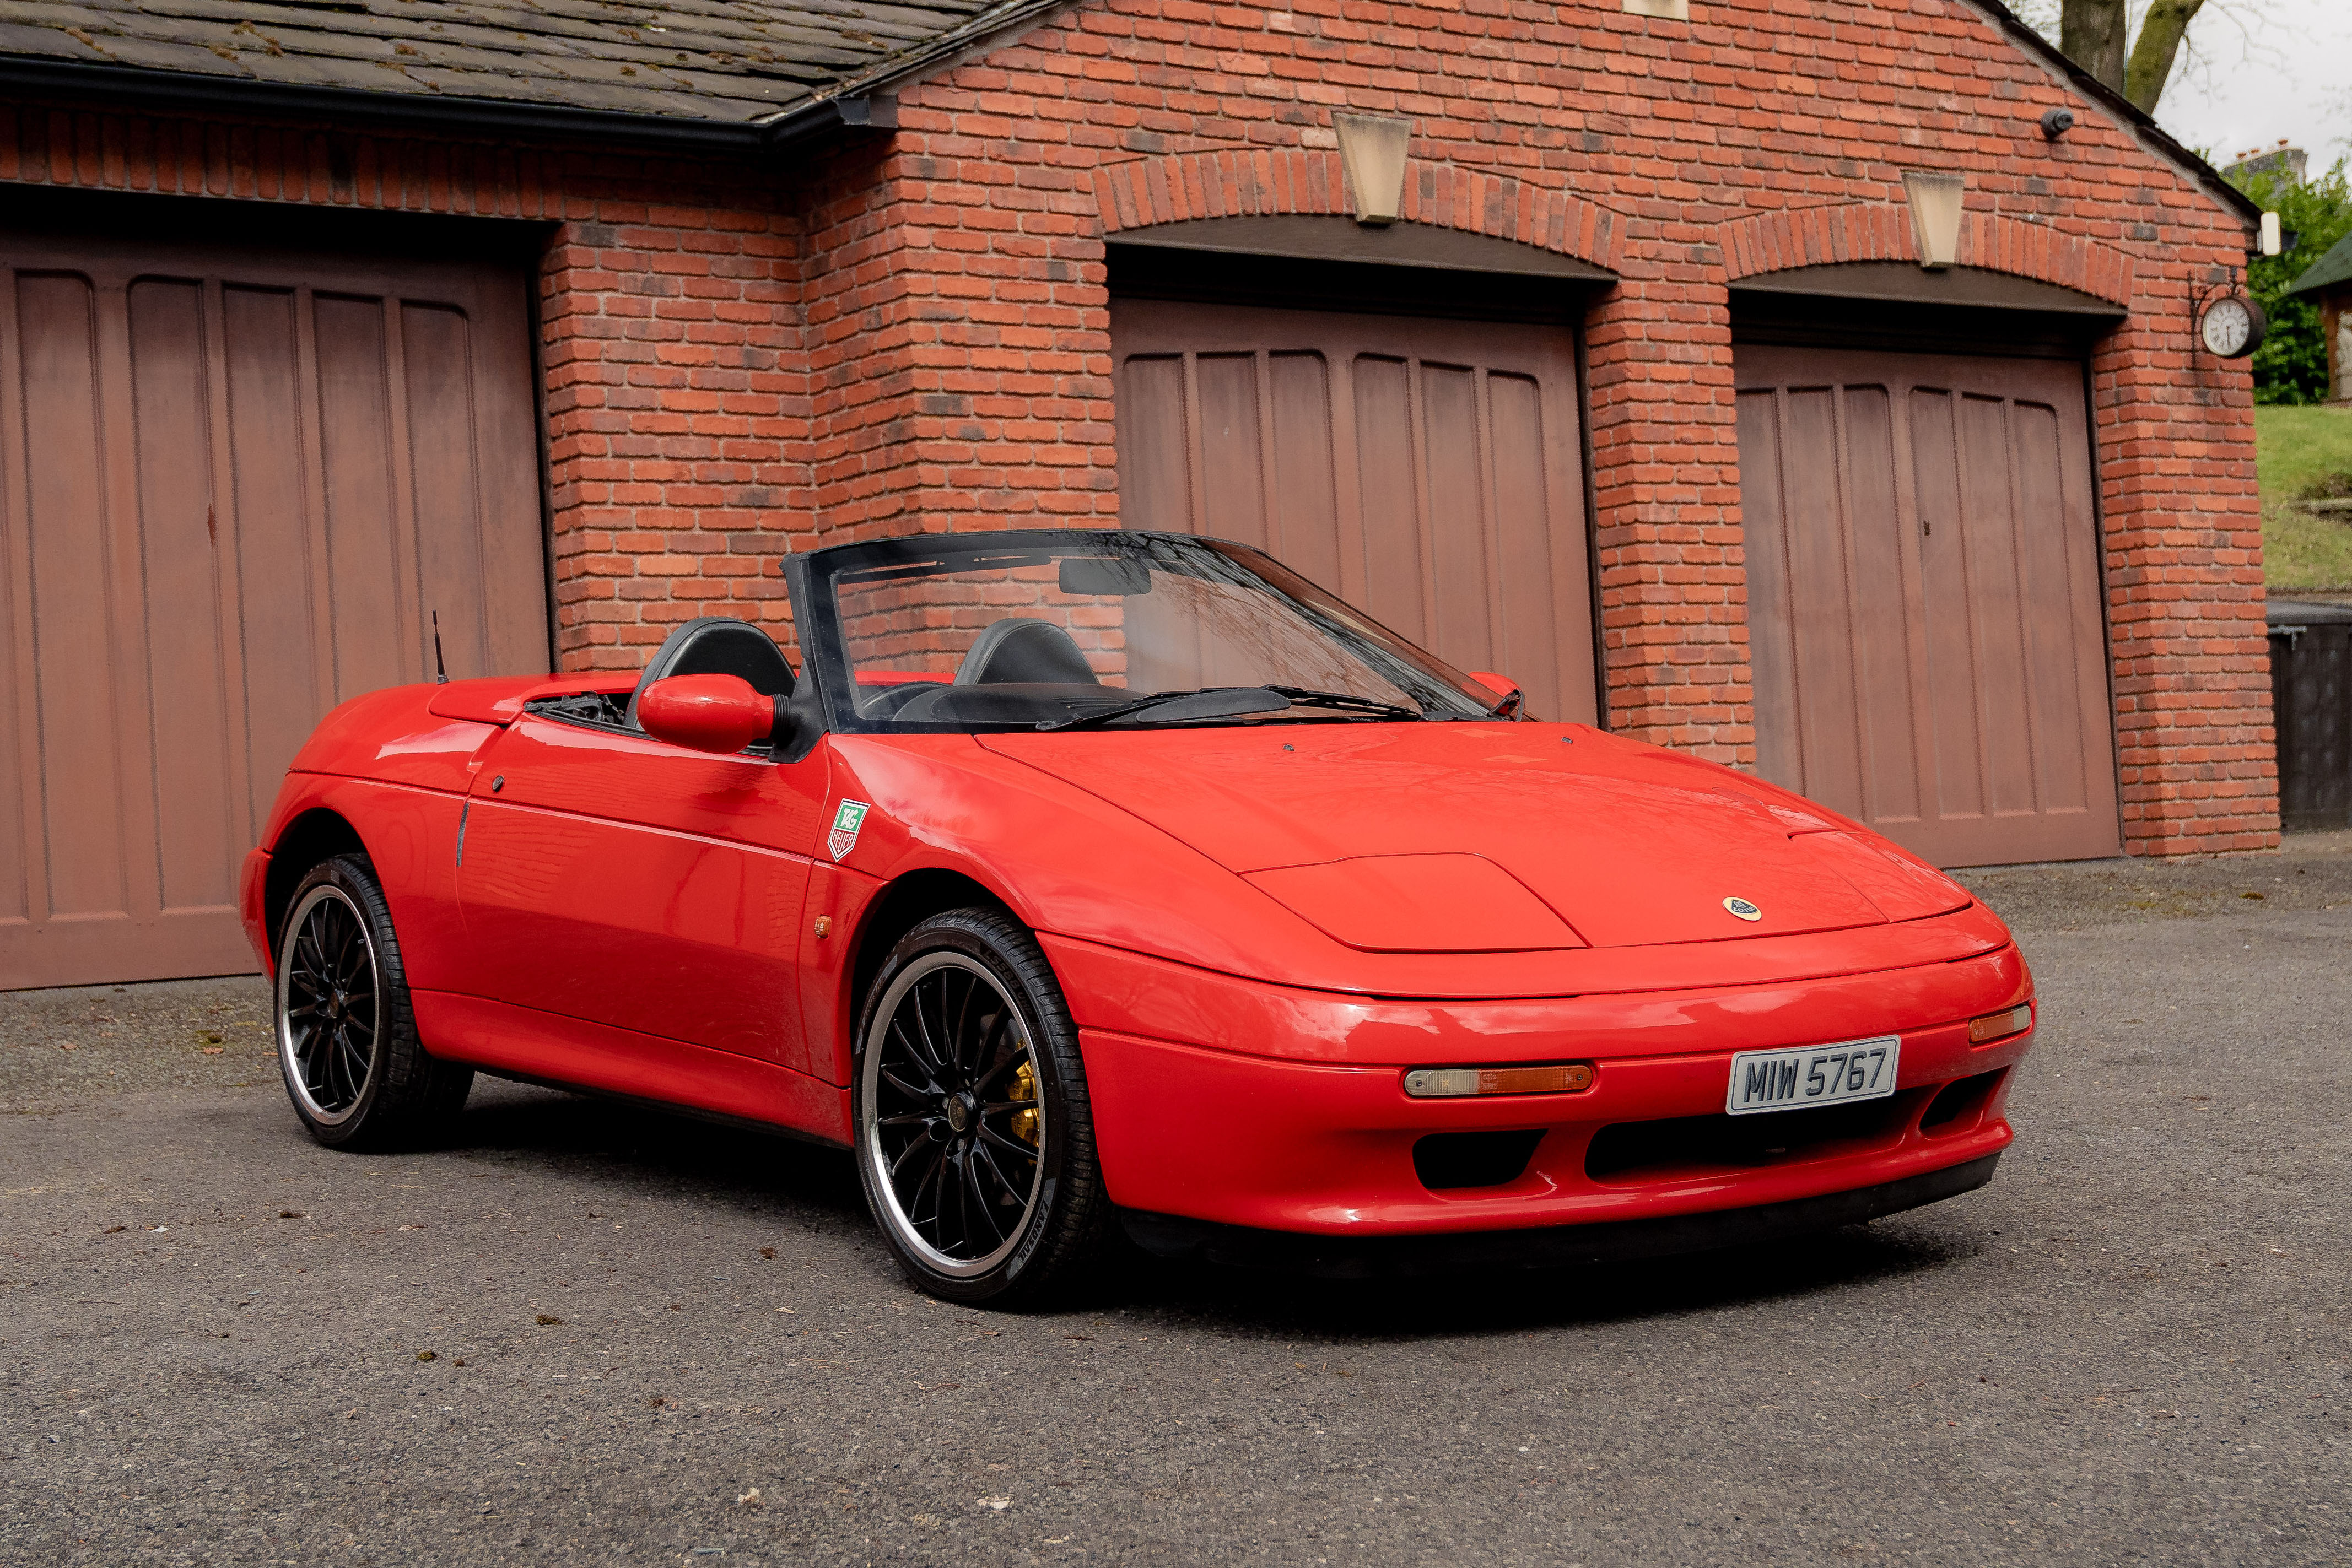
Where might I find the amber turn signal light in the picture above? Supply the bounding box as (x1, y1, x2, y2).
(1968, 1003, 2033, 1045)
(1404, 1063, 1595, 1098)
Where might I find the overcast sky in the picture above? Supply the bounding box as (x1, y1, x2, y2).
(2002, 0, 2352, 168)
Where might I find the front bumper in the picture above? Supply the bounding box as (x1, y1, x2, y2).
(1053, 934, 2030, 1241)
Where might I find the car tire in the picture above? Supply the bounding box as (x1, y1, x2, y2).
(274, 855, 473, 1151)
(852, 907, 1112, 1307)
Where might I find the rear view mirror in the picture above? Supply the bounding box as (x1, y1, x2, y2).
(636, 674, 776, 754)
(1059, 556, 1152, 597)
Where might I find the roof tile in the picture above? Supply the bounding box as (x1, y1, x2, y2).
(0, 0, 1005, 122)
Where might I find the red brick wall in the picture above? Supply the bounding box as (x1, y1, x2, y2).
(0, 0, 2280, 857)
(819, 0, 2274, 855)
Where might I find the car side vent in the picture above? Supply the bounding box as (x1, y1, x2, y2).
(1412, 1130, 1544, 1191)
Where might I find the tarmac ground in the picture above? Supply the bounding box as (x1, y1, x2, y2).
(2, 834, 2346, 1566)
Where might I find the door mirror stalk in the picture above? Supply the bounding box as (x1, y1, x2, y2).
(1468, 671, 1524, 719)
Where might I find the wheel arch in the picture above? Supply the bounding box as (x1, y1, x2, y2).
(263, 808, 370, 953)
(845, 867, 1020, 1034)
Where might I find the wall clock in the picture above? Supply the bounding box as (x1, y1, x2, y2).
(2198, 291, 2266, 359)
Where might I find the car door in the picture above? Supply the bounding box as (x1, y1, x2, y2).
(451, 705, 828, 1073)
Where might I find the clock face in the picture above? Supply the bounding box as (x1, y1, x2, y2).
(2200, 296, 2259, 358)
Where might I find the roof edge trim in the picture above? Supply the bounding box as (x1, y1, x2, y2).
(2285, 230, 2352, 298)
(0, 55, 894, 156)
(787, 0, 1077, 111)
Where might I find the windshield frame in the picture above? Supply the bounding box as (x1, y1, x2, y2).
(785, 529, 1514, 738)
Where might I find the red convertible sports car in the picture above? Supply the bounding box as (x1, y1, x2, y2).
(243, 528, 2035, 1304)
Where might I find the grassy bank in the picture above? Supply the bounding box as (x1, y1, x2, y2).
(2256, 405, 2352, 592)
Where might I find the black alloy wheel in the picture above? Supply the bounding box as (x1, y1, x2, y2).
(854, 909, 1110, 1305)
(274, 855, 473, 1150)
(280, 883, 379, 1121)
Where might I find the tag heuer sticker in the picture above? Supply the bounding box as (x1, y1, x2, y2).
(828, 799, 871, 862)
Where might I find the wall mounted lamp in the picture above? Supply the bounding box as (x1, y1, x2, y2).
(1903, 171, 1967, 271)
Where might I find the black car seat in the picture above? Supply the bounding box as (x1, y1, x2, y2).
(624, 617, 797, 731)
(953, 618, 1099, 686)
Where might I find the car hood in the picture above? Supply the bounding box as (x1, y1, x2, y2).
(977, 723, 1969, 951)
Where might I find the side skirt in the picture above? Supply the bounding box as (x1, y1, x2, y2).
(412, 989, 852, 1148)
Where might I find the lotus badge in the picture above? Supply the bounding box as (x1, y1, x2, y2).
(1723, 896, 1762, 921)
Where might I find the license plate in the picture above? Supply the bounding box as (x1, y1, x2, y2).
(1724, 1036, 1901, 1116)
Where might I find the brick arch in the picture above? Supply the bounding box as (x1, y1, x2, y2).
(1718, 204, 2137, 309)
(1090, 149, 1627, 273)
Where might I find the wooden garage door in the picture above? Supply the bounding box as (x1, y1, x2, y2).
(1111, 298, 1598, 724)
(0, 225, 548, 990)
(1735, 345, 2118, 867)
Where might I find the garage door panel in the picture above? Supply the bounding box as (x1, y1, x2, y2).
(1421, 363, 1489, 670)
(1955, 392, 2043, 819)
(1488, 371, 1561, 726)
(1266, 352, 1341, 590)
(1839, 386, 1922, 828)
(2, 225, 546, 989)
(1196, 354, 1266, 551)
(1350, 353, 1425, 644)
(1778, 386, 1867, 815)
(1113, 298, 1597, 724)
(1906, 386, 1989, 828)
(1736, 389, 1801, 789)
(1113, 354, 1188, 536)
(19, 270, 128, 922)
(317, 294, 409, 705)
(1741, 345, 2117, 867)
(0, 521, 21, 925)
(402, 302, 489, 681)
(2011, 400, 2091, 816)
(128, 277, 240, 915)
(222, 284, 325, 818)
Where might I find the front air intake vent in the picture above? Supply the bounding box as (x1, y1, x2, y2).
(1412, 1130, 1544, 1191)
(1584, 1097, 1912, 1185)
(1921, 1068, 2005, 1133)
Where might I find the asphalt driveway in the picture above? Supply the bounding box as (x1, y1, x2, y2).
(3, 839, 2346, 1566)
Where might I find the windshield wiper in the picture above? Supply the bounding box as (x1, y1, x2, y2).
(1261, 686, 1427, 721)
(1035, 687, 1291, 732)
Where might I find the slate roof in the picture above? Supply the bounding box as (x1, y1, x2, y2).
(2287, 231, 2352, 299)
(0, 0, 1009, 123)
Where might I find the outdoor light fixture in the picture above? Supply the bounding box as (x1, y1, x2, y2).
(1404, 1063, 1595, 1097)
(1334, 112, 1410, 227)
(1903, 170, 1967, 269)
(2039, 108, 2075, 140)
(1968, 1004, 2033, 1045)
(2261, 212, 2283, 257)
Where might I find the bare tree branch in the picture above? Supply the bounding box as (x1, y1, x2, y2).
(2126, 0, 2209, 111)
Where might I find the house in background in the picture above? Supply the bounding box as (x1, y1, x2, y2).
(2285, 231, 2352, 402)
(0, 0, 2277, 989)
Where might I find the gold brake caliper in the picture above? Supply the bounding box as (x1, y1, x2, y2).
(1009, 1059, 1040, 1147)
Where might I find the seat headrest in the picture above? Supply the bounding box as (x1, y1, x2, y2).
(954, 618, 1099, 687)
(624, 618, 796, 731)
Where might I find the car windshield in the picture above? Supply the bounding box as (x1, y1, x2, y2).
(805, 532, 1506, 732)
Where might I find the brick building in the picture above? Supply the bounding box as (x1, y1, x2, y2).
(0, 0, 2277, 988)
